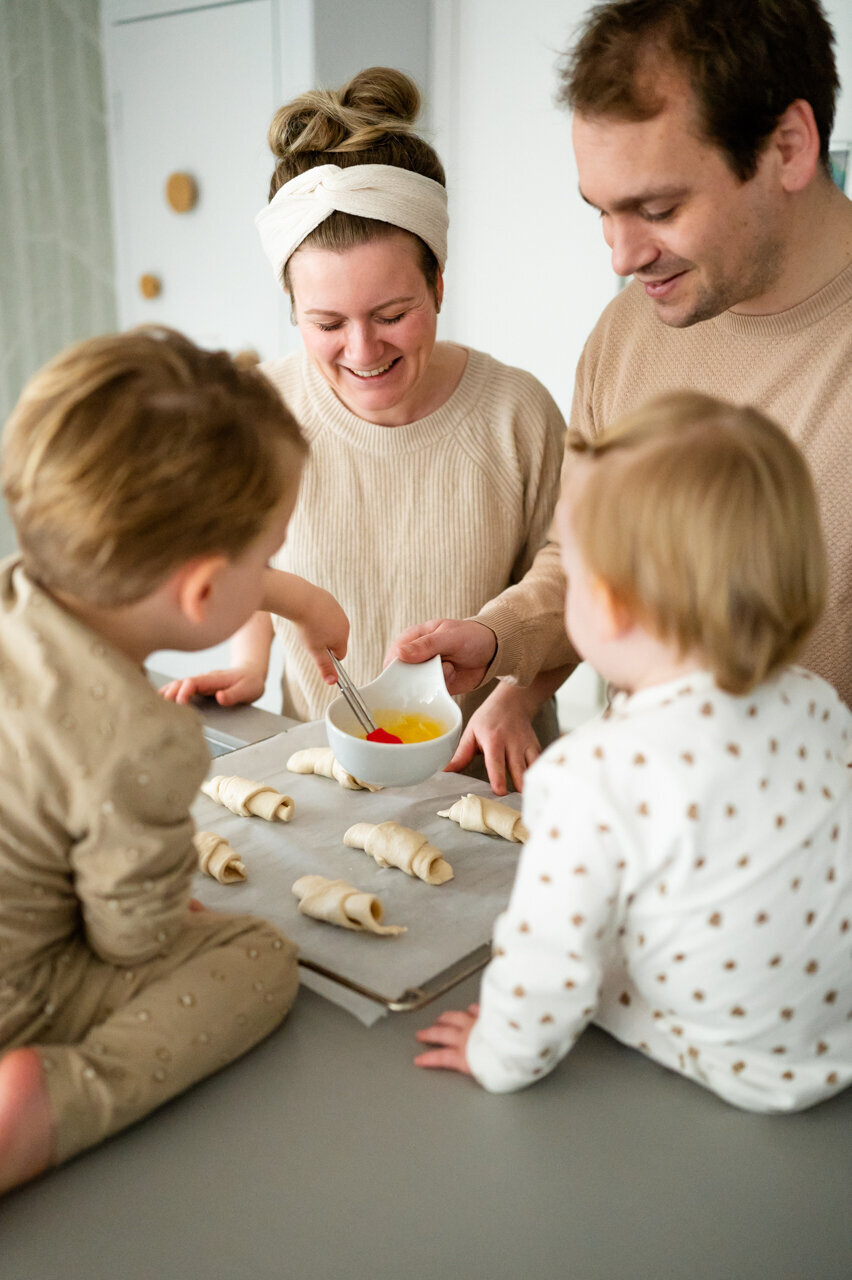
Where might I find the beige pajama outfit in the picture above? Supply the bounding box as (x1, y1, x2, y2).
(0, 559, 298, 1163)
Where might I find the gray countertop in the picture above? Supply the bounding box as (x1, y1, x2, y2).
(2, 690, 849, 1279)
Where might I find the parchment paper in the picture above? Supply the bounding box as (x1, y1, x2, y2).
(191, 720, 523, 1023)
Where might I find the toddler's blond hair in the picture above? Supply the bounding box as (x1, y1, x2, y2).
(2, 326, 306, 607)
(566, 391, 827, 694)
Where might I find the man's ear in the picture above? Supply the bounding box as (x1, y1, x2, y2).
(172, 555, 229, 626)
(770, 99, 821, 194)
(592, 576, 634, 640)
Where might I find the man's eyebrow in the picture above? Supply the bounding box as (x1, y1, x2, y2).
(578, 185, 689, 213)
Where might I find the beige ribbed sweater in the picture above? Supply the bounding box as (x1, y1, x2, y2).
(262, 344, 566, 722)
(478, 265, 852, 708)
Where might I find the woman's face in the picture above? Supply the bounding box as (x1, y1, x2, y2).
(288, 232, 442, 426)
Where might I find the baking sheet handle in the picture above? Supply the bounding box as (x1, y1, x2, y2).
(298, 943, 491, 1013)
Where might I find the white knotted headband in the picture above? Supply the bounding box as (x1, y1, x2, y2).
(255, 163, 449, 284)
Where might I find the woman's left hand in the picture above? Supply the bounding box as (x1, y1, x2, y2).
(414, 1004, 478, 1075)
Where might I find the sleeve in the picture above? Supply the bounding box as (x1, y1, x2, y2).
(506, 379, 567, 585)
(466, 762, 620, 1093)
(470, 352, 602, 687)
(68, 712, 207, 966)
(473, 536, 577, 685)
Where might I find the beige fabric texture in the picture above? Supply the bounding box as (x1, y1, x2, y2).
(255, 163, 449, 281)
(263, 345, 566, 728)
(478, 265, 852, 707)
(0, 560, 298, 1164)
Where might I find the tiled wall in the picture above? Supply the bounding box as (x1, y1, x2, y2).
(0, 0, 117, 555)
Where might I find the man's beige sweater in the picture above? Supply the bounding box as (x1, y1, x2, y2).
(478, 264, 852, 707)
(263, 345, 566, 723)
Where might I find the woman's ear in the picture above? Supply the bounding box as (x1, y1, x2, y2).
(173, 555, 229, 625)
(435, 269, 444, 313)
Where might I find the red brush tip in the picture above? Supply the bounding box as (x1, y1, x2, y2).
(367, 727, 403, 744)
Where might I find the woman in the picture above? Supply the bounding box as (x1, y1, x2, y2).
(163, 67, 567, 792)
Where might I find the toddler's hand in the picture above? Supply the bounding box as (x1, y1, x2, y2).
(414, 1004, 479, 1075)
(159, 666, 266, 707)
(293, 588, 350, 685)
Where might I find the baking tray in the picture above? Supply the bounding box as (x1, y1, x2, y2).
(191, 720, 523, 1013)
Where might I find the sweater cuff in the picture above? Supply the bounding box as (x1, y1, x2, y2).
(472, 599, 575, 687)
(465, 1020, 533, 1093)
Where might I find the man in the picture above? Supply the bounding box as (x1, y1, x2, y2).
(393, 0, 851, 786)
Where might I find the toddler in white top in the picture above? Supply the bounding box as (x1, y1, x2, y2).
(416, 391, 851, 1111)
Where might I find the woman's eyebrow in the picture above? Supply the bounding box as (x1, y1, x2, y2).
(304, 294, 417, 317)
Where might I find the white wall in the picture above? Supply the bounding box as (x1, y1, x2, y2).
(828, 0, 852, 138)
(431, 0, 615, 420)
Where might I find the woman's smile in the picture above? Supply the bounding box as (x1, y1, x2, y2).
(288, 232, 442, 426)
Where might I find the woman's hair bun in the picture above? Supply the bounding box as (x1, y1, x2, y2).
(340, 66, 420, 123)
(268, 66, 420, 160)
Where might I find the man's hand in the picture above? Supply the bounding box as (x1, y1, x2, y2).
(447, 683, 543, 795)
(414, 1004, 479, 1075)
(387, 620, 497, 694)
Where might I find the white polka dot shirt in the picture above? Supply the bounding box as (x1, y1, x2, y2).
(466, 667, 852, 1111)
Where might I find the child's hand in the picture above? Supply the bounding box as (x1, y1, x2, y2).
(159, 665, 266, 707)
(292, 589, 350, 685)
(414, 1004, 478, 1075)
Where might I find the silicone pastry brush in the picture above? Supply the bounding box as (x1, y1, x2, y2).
(327, 650, 403, 743)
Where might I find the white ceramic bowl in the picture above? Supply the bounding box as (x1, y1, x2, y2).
(325, 656, 462, 787)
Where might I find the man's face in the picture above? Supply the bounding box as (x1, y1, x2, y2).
(572, 75, 787, 326)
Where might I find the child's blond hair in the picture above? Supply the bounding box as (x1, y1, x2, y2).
(2, 326, 306, 607)
(566, 391, 827, 694)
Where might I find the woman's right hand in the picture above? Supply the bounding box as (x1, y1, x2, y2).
(159, 665, 266, 707)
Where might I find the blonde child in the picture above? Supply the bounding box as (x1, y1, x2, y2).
(416, 392, 851, 1112)
(0, 326, 345, 1195)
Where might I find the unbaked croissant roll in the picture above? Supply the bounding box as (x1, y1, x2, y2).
(200, 774, 294, 822)
(194, 831, 247, 884)
(292, 874, 406, 936)
(437, 794, 528, 843)
(343, 822, 453, 885)
(286, 746, 381, 792)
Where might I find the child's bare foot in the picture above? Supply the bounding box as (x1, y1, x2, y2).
(0, 1048, 55, 1195)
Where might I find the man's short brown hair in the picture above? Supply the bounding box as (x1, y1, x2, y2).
(2, 326, 306, 607)
(560, 0, 839, 180)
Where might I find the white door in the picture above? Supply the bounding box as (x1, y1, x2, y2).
(104, 0, 294, 361)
